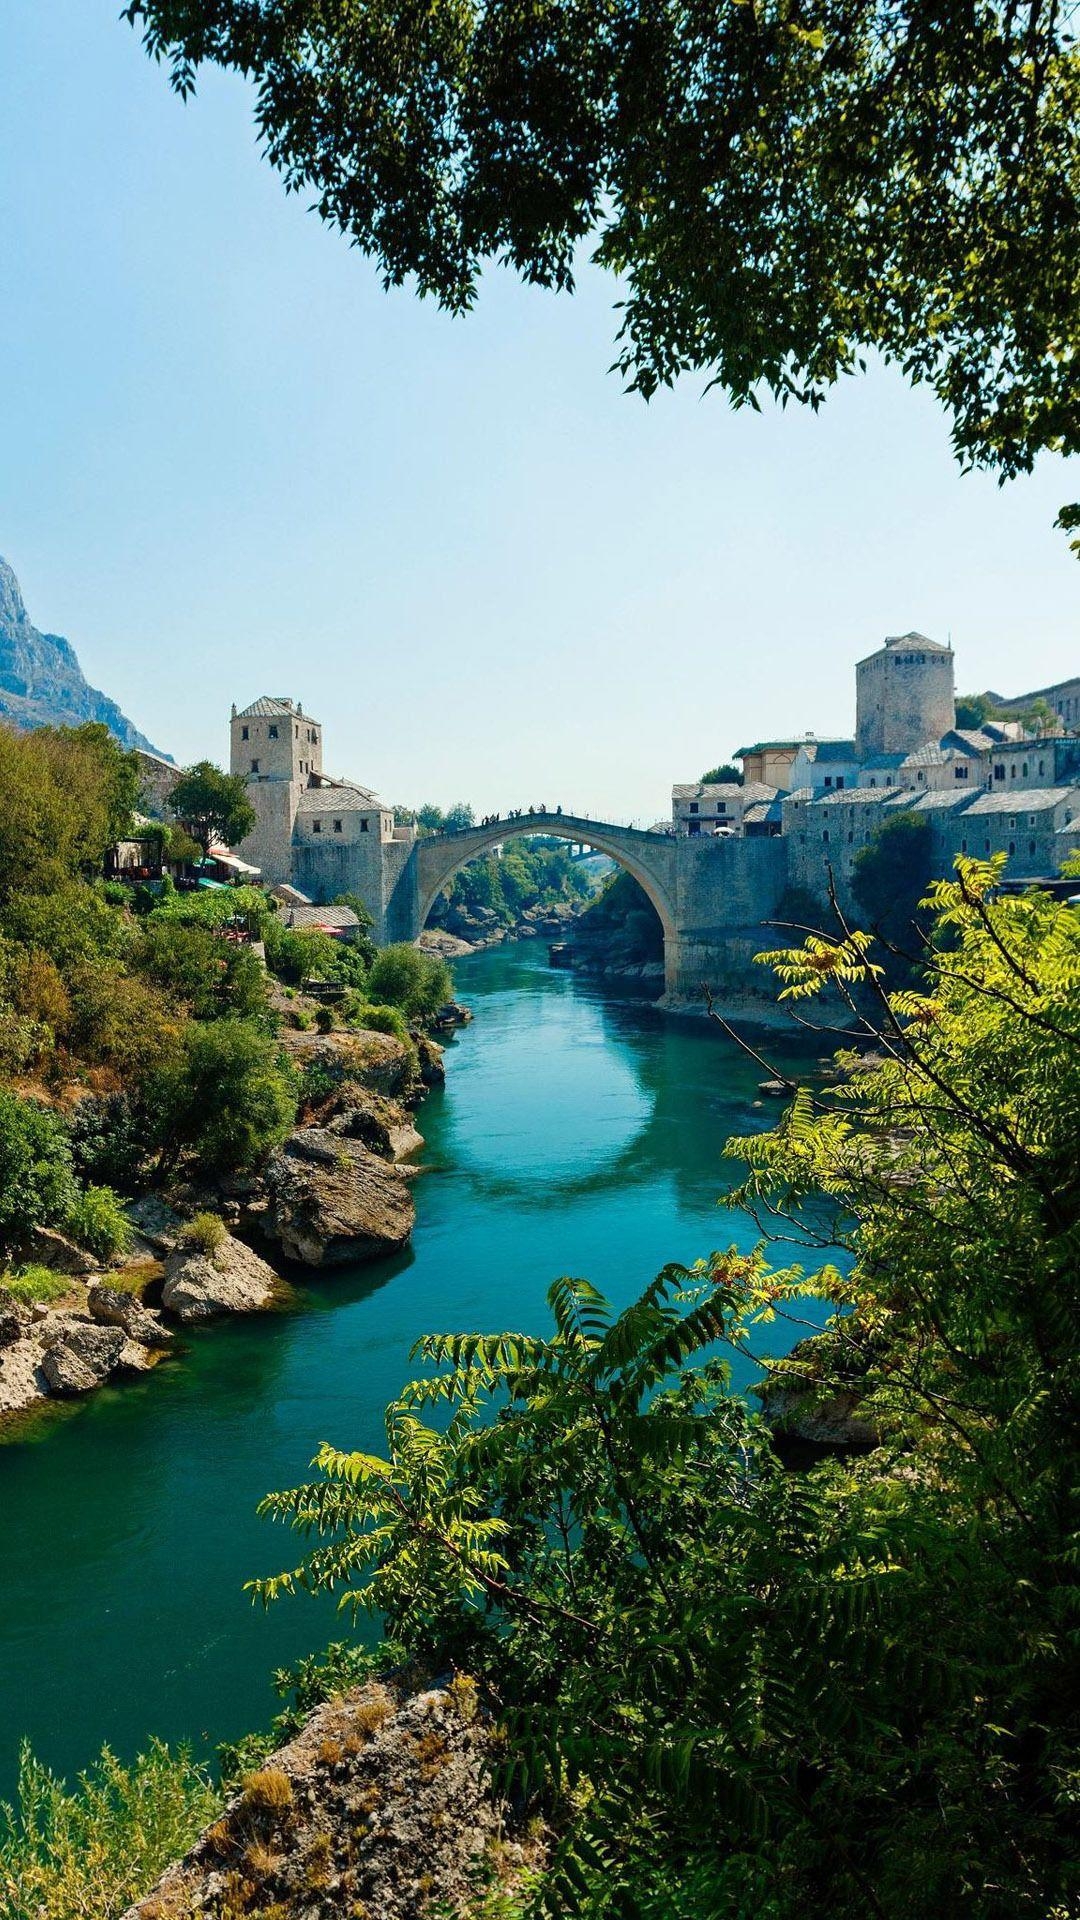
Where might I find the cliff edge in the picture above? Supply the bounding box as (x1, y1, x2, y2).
(0, 554, 167, 756)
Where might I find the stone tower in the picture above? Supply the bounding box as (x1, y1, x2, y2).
(855, 633, 955, 757)
(229, 696, 323, 884)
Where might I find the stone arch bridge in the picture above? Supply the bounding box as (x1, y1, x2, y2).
(377, 811, 787, 1000)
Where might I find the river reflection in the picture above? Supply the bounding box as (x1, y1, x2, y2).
(0, 944, 830, 1797)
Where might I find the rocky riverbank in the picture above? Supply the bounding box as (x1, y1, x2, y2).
(121, 1673, 542, 1920)
(0, 1025, 450, 1433)
(420, 898, 584, 956)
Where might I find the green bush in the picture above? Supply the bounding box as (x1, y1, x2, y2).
(67, 1094, 147, 1194)
(178, 1211, 228, 1256)
(0, 1738, 219, 1920)
(154, 1019, 297, 1174)
(351, 1003, 410, 1043)
(134, 919, 268, 1023)
(1, 1265, 73, 1307)
(64, 1185, 133, 1264)
(366, 945, 451, 1021)
(0, 1091, 77, 1256)
(314, 1005, 335, 1033)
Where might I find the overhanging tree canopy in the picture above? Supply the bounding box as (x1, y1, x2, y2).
(127, 1, 1080, 532)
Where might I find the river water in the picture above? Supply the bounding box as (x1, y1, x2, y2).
(0, 944, 821, 1799)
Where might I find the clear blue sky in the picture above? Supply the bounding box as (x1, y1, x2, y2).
(2, 1, 1078, 821)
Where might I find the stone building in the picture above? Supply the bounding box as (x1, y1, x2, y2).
(671, 781, 778, 836)
(855, 632, 956, 757)
(229, 696, 415, 923)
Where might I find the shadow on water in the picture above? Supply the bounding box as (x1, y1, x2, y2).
(0, 943, 838, 1798)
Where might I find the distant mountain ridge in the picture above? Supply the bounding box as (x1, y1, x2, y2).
(0, 554, 169, 758)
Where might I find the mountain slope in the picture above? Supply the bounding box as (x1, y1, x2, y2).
(0, 555, 169, 757)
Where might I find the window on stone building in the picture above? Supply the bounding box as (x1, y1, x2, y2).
(1009, 841, 1015, 856)
(360, 819, 369, 833)
(269, 725, 278, 739)
(994, 764, 1004, 781)
(312, 820, 322, 833)
(1030, 841, 1037, 857)
(1039, 759, 1045, 775)
(985, 841, 991, 853)
(955, 764, 967, 779)
(824, 776, 832, 788)
(689, 802, 698, 814)
(836, 776, 845, 790)
(886, 777, 893, 788)
(1021, 761, 1028, 777)
(333, 819, 342, 833)
(1010, 765, 1017, 779)
(241, 725, 249, 740)
(251, 759, 259, 774)
(1009, 817, 1016, 830)
(822, 830, 829, 843)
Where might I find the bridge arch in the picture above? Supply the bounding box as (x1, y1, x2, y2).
(411, 812, 679, 986)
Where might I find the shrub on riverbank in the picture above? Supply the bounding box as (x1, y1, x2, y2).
(0, 1740, 219, 1920)
(252, 859, 1080, 1918)
(366, 945, 451, 1022)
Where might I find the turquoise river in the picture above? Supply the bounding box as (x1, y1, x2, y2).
(0, 944, 824, 1801)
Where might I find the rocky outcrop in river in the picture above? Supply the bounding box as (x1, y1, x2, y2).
(263, 1129, 415, 1267)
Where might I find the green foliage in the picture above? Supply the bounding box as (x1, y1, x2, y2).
(366, 945, 452, 1021)
(350, 1003, 410, 1044)
(127, 2, 1080, 547)
(0, 725, 139, 903)
(850, 809, 933, 971)
(252, 860, 1080, 1917)
(67, 1095, 147, 1194)
(954, 692, 997, 728)
(700, 763, 742, 785)
(0, 1092, 77, 1255)
(263, 919, 368, 992)
(0, 1738, 219, 1920)
(64, 1185, 133, 1264)
(166, 760, 256, 858)
(133, 918, 269, 1023)
(178, 1210, 228, 1256)
(0, 1265, 73, 1307)
(154, 1019, 296, 1173)
(314, 1005, 335, 1034)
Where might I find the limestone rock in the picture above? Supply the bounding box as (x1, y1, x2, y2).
(19, 1226, 97, 1275)
(87, 1283, 173, 1348)
(413, 1031, 446, 1087)
(0, 1286, 31, 1351)
(320, 1084, 424, 1161)
(41, 1321, 125, 1394)
(0, 1338, 48, 1418)
(280, 1027, 418, 1099)
(121, 1676, 541, 1920)
(264, 1128, 415, 1267)
(124, 1194, 183, 1254)
(161, 1232, 283, 1322)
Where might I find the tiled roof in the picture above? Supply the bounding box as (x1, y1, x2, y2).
(811, 787, 897, 808)
(235, 695, 312, 720)
(735, 740, 806, 757)
(943, 728, 995, 753)
(295, 779, 382, 813)
(961, 787, 1075, 816)
(892, 790, 971, 813)
(802, 739, 857, 761)
(901, 743, 953, 767)
(283, 904, 360, 931)
(783, 787, 815, 804)
(742, 799, 784, 823)
(672, 781, 777, 802)
(882, 631, 949, 652)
